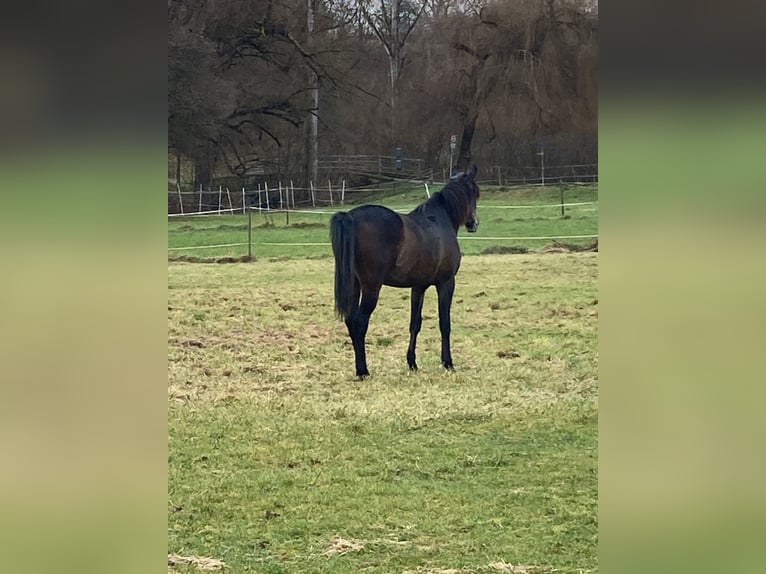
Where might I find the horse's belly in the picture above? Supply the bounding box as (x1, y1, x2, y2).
(383, 264, 425, 288)
(384, 256, 459, 288)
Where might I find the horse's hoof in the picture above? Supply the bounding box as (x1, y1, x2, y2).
(443, 363, 455, 371)
(408, 363, 418, 371)
(357, 371, 370, 380)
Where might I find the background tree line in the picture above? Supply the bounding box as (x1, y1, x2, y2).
(169, 0, 597, 188)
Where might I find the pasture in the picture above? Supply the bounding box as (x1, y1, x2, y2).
(168, 183, 598, 260)
(168, 251, 598, 573)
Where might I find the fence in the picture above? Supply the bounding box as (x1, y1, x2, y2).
(168, 188, 599, 260)
(168, 162, 598, 216)
(317, 154, 427, 180)
(168, 180, 345, 216)
(486, 163, 598, 187)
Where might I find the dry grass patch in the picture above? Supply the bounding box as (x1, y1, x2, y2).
(322, 536, 366, 556)
(167, 553, 226, 570)
(488, 562, 547, 573)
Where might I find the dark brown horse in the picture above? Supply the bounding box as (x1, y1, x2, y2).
(330, 166, 480, 378)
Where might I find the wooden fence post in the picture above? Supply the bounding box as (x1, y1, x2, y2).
(247, 209, 252, 259)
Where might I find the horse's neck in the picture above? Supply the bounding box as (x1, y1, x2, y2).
(426, 192, 464, 230)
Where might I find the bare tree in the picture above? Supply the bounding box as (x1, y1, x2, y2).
(360, 0, 428, 144)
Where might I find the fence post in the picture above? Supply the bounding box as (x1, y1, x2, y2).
(218, 185, 223, 215)
(424, 182, 430, 198)
(198, 184, 203, 214)
(226, 187, 233, 213)
(242, 187, 246, 214)
(177, 183, 184, 215)
(278, 181, 283, 209)
(247, 209, 252, 259)
(290, 180, 295, 208)
(341, 180, 345, 204)
(265, 182, 270, 211)
(328, 180, 333, 206)
(285, 183, 290, 225)
(560, 180, 565, 217)
(310, 181, 315, 207)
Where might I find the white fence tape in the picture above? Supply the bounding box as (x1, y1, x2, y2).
(168, 242, 249, 251)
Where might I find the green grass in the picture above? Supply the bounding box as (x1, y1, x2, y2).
(168, 253, 598, 573)
(168, 184, 598, 260)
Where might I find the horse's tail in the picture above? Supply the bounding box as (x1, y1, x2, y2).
(330, 211, 356, 321)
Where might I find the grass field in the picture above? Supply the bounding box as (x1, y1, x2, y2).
(168, 252, 598, 573)
(168, 183, 598, 260)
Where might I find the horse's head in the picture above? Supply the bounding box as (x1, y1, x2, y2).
(461, 165, 480, 233)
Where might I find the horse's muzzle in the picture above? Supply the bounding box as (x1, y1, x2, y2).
(466, 222, 479, 233)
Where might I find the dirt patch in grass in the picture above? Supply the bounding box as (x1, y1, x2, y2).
(290, 221, 327, 229)
(178, 338, 205, 348)
(169, 254, 256, 264)
(541, 239, 598, 253)
(477, 240, 599, 256)
(481, 245, 529, 255)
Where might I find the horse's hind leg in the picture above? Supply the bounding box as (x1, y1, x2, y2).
(407, 285, 426, 370)
(436, 277, 456, 370)
(344, 276, 361, 344)
(350, 285, 381, 378)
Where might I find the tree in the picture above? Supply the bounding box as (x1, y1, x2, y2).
(360, 0, 428, 145)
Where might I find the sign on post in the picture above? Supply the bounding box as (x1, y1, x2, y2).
(449, 134, 457, 177)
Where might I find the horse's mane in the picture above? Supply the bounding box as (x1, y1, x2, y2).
(412, 175, 477, 226)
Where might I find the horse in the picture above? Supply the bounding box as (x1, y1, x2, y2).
(330, 165, 480, 378)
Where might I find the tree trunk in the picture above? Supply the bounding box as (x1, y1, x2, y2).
(194, 158, 212, 189)
(456, 110, 478, 172)
(389, 0, 400, 145)
(389, 51, 399, 144)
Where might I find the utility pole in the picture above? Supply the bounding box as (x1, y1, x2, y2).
(307, 0, 318, 184)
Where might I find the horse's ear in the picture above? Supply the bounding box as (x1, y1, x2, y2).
(468, 165, 478, 180)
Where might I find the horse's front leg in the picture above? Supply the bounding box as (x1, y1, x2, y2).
(406, 285, 427, 370)
(436, 278, 456, 370)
